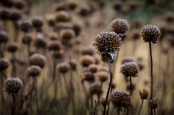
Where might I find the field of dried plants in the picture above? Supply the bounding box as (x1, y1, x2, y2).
(0, 0, 174, 115)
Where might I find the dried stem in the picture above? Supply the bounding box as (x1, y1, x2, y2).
(12, 93, 15, 115)
(129, 76, 133, 95)
(138, 100, 144, 115)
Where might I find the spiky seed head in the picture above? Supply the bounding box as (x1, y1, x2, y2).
(110, 19, 129, 34)
(88, 64, 98, 73)
(149, 99, 158, 109)
(120, 62, 139, 77)
(55, 11, 71, 22)
(22, 33, 33, 45)
(29, 53, 46, 68)
(110, 90, 131, 111)
(81, 46, 95, 56)
(4, 78, 23, 94)
(57, 62, 70, 73)
(27, 65, 41, 77)
(19, 20, 32, 33)
(98, 71, 109, 82)
(6, 42, 18, 53)
(121, 56, 134, 64)
(89, 82, 102, 96)
(47, 41, 62, 51)
(0, 58, 9, 72)
(0, 31, 9, 43)
(140, 25, 161, 44)
(139, 89, 148, 100)
(32, 16, 44, 29)
(80, 55, 95, 67)
(93, 31, 121, 55)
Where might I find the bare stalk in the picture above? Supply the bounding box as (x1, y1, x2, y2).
(138, 100, 144, 115)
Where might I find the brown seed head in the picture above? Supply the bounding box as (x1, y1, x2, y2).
(89, 82, 102, 95)
(72, 22, 82, 36)
(46, 14, 55, 27)
(4, 78, 23, 94)
(139, 89, 148, 100)
(113, 0, 123, 12)
(130, 29, 140, 40)
(67, 1, 78, 10)
(32, 16, 44, 29)
(120, 62, 139, 77)
(51, 50, 64, 59)
(22, 33, 33, 45)
(29, 53, 46, 68)
(57, 62, 70, 73)
(0, 31, 9, 43)
(141, 25, 161, 44)
(80, 55, 95, 67)
(81, 46, 95, 56)
(47, 41, 62, 51)
(88, 64, 98, 73)
(68, 59, 78, 71)
(34, 33, 47, 49)
(13, 0, 26, 10)
(98, 71, 109, 82)
(6, 42, 18, 53)
(54, 3, 67, 12)
(55, 11, 71, 22)
(81, 70, 94, 82)
(27, 65, 41, 77)
(110, 90, 131, 111)
(0, 58, 9, 72)
(9, 9, 22, 21)
(149, 99, 158, 109)
(19, 20, 32, 33)
(60, 29, 75, 41)
(0, 8, 10, 20)
(48, 32, 58, 41)
(77, 4, 91, 17)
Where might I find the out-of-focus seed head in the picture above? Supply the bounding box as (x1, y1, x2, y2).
(4, 78, 23, 94)
(32, 16, 44, 29)
(67, 1, 78, 10)
(94, 31, 121, 55)
(121, 56, 134, 64)
(72, 22, 82, 36)
(136, 58, 145, 71)
(88, 64, 98, 73)
(110, 90, 131, 111)
(139, 89, 148, 100)
(57, 62, 70, 73)
(47, 41, 61, 51)
(29, 53, 46, 68)
(6, 42, 18, 53)
(81, 46, 95, 56)
(19, 19, 32, 33)
(100, 97, 108, 106)
(48, 32, 58, 41)
(98, 71, 109, 82)
(164, 13, 174, 23)
(130, 29, 140, 40)
(9, 9, 22, 21)
(80, 55, 95, 67)
(100, 51, 118, 63)
(13, 0, 26, 10)
(22, 33, 33, 45)
(68, 59, 77, 71)
(60, 29, 75, 41)
(112, 0, 123, 12)
(111, 83, 116, 89)
(0, 31, 9, 43)
(76, 4, 91, 17)
(16, 57, 27, 66)
(34, 33, 47, 49)
(89, 82, 102, 96)
(55, 11, 71, 22)
(27, 65, 41, 77)
(120, 62, 139, 77)
(110, 18, 129, 34)
(29, 47, 38, 56)
(46, 14, 55, 27)
(167, 35, 174, 47)
(54, 3, 67, 12)
(0, 8, 10, 20)
(126, 82, 136, 91)
(0, 58, 9, 72)
(131, 19, 142, 29)
(51, 50, 64, 59)
(149, 99, 158, 109)
(140, 25, 161, 44)
(81, 70, 95, 82)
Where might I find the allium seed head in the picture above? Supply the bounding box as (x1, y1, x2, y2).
(149, 99, 158, 109)
(29, 53, 46, 68)
(6, 42, 18, 53)
(88, 64, 98, 73)
(89, 82, 102, 96)
(0, 31, 9, 43)
(98, 71, 109, 82)
(57, 62, 70, 73)
(81, 46, 95, 56)
(32, 16, 44, 29)
(139, 89, 148, 99)
(27, 65, 41, 77)
(0, 58, 9, 72)
(19, 20, 32, 33)
(47, 41, 62, 51)
(80, 55, 95, 67)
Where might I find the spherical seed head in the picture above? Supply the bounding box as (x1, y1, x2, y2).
(55, 11, 71, 22)
(27, 65, 41, 77)
(29, 53, 46, 68)
(120, 62, 139, 77)
(80, 55, 95, 67)
(0, 8, 10, 20)
(98, 71, 109, 82)
(72, 22, 82, 36)
(46, 14, 55, 27)
(88, 64, 98, 73)
(68, 59, 77, 71)
(32, 16, 44, 29)
(139, 89, 148, 99)
(6, 42, 18, 53)
(0, 58, 9, 72)
(54, 3, 67, 12)
(113, 0, 123, 12)
(13, 0, 26, 10)
(121, 56, 134, 64)
(126, 82, 136, 91)
(110, 18, 129, 34)
(93, 31, 121, 55)
(0, 31, 9, 43)
(47, 41, 62, 51)
(81, 70, 94, 82)
(60, 29, 75, 41)
(149, 99, 158, 109)
(136, 59, 145, 71)
(34, 33, 47, 49)
(48, 32, 58, 41)
(100, 97, 107, 106)
(140, 25, 161, 44)
(51, 50, 64, 59)
(67, 1, 78, 10)
(81, 46, 95, 56)
(22, 33, 33, 45)
(89, 82, 102, 95)
(57, 62, 70, 73)
(19, 20, 32, 33)
(4, 78, 23, 94)
(130, 29, 140, 40)
(110, 90, 131, 111)
(9, 9, 22, 21)
(77, 4, 91, 17)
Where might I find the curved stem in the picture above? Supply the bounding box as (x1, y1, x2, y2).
(103, 60, 112, 115)
(138, 100, 144, 115)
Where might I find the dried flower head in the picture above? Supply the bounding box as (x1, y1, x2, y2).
(34, 33, 47, 49)
(139, 89, 148, 99)
(19, 20, 32, 33)
(54, 3, 67, 12)
(68, 59, 77, 71)
(0, 31, 9, 43)
(149, 99, 158, 109)
(55, 11, 71, 22)
(89, 82, 102, 95)
(67, 1, 78, 10)
(47, 41, 62, 51)
(60, 29, 75, 41)
(88, 64, 98, 73)
(120, 62, 139, 77)
(51, 50, 64, 59)
(4, 78, 23, 94)
(110, 18, 129, 34)
(32, 16, 44, 29)
(46, 14, 55, 27)
(0, 8, 10, 20)
(130, 29, 140, 40)
(22, 33, 33, 45)
(0, 58, 9, 72)
(110, 90, 131, 111)
(9, 9, 22, 21)
(6, 42, 18, 53)
(72, 22, 82, 36)
(57, 62, 70, 73)
(113, 0, 123, 12)
(98, 71, 109, 82)
(77, 4, 91, 17)
(80, 55, 95, 67)
(13, 0, 26, 10)
(81, 46, 95, 56)
(27, 65, 41, 77)
(81, 70, 94, 82)
(141, 25, 161, 44)
(29, 53, 46, 68)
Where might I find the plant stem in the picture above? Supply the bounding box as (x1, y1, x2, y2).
(94, 100, 97, 115)
(103, 60, 112, 115)
(129, 76, 133, 95)
(154, 109, 156, 115)
(138, 100, 144, 115)
(117, 109, 120, 115)
(12, 93, 15, 115)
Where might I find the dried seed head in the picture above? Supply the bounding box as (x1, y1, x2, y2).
(72, 22, 82, 36)
(0, 8, 10, 20)
(81, 46, 95, 56)
(19, 20, 32, 33)
(149, 99, 158, 109)
(88, 64, 98, 73)
(6, 42, 18, 53)
(0, 58, 9, 72)
(51, 50, 64, 59)
(120, 62, 139, 77)
(136, 58, 145, 71)
(27, 65, 41, 77)
(89, 82, 102, 96)
(68, 59, 77, 71)
(77, 4, 91, 17)
(100, 97, 107, 106)
(110, 18, 129, 34)
(54, 3, 67, 12)
(131, 19, 142, 29)
(113, 0, 123, 12)
(13, 0, 26, 10)
(130, 29, 140, 40)
(121, 56, 134, 64)
(140, 25, 161, 44)
(55, 22, 73, 30)
(34, 33, 47, 49)
(29, 53, 46, 68)
(9, 9, 22, 21)
(32, 16, 44, 29)
(60, 29, 75, 41)
(139, 89, 148, 100)
(67, 1, 78, 10)
(80, 55, 95, 67)
(47, 41, 62, 51)
(98, 71, 109, 82)
(55, 11, 71, 22)
(22, 33, 33, 45)
(48, 32, 58, 41)
(57, 62, 70, 73)
(0, 31, 9, 43)
(101, 51, 117, 63)
(110, 90, 131, 111)
(93, 31, 121, 55)
(4, 78, 23, 94)
(126, 82, 136, 91)
(111, 83, 116, 89)
(46, 14, 55, 27)
(164, 13, 174, 23)
(81, 70, 94, 82)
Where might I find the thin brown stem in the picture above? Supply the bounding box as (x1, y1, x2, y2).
(12, 93, 15, 115)
(129, 76, 133, 95)
(138, 100, 144, 115)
